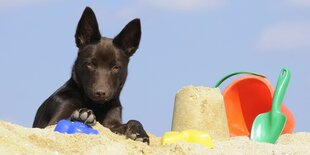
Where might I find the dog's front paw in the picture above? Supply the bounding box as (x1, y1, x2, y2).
(125, 120, 149, 144)
(70, 108, 96, 126)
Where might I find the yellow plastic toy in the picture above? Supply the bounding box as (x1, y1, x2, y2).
(161, 129, 214, 148)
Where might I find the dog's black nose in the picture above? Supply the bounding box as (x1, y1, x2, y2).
(95, 91, 106, 97)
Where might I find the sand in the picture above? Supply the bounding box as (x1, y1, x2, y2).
(172, 86, 230, 140)
(0, 121, 310, 155)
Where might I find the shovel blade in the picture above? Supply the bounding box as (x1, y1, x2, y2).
(250, 112, 287, 144)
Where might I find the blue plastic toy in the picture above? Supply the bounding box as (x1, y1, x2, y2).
(54, 119, 99, 135)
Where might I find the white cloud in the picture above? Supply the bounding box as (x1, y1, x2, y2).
(257, 21, 310, 52)
(137, 0, 228, 12)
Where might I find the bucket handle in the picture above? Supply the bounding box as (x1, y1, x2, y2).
(214, 72, 266, 88)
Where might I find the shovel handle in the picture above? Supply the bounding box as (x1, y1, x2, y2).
(271, 68, 291, 113)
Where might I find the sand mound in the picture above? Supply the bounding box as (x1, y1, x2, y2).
(0, 121, 309, 155)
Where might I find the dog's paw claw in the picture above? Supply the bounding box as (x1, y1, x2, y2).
(135, 136, 149, 143)
(70, 108, 96, 126)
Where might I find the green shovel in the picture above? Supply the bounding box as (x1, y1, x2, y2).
(250, 68, 291, 144)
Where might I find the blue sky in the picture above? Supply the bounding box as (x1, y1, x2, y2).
(0, 1, 310, 136)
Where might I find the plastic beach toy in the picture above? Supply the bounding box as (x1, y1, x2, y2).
(251, 68, 291, 143)
(162, 130, 214, 148)
(54, 119, 99, 135)
(214, 71, 295, 137)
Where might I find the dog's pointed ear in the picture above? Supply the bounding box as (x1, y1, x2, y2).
(113, 19, 141, 57)
(75, 7, 101, 49)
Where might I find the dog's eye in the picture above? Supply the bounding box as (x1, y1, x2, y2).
(84, 62, 95, 70)
(112, 65, 120, 73)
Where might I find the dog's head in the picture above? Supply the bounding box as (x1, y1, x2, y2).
(72, 7, 141, 104)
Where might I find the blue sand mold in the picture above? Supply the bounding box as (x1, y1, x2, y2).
(54, 119, 99, 135)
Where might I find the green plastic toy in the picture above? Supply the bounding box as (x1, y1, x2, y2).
(250, 68, 291, 144)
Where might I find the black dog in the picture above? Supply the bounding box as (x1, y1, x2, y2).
(33, 7, 149, 144)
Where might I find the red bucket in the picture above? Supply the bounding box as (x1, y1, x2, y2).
(215, 72, 295, 136)
(215, 73, 295, 137)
